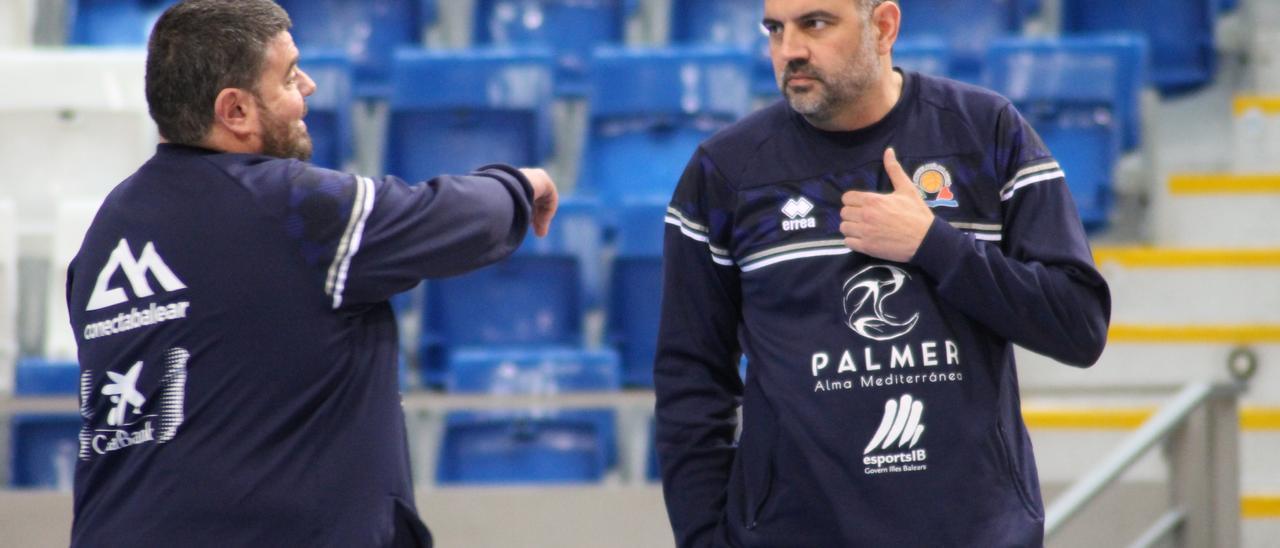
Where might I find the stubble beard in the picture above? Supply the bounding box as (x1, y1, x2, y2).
(782, 27, 882, 124)
(258, 99, 313, 162)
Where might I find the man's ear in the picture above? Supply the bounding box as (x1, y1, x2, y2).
(871, 2, 900, 55)
(211, 87, 258, 139)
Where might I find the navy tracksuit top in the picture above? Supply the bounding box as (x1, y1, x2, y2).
(655, 71, 1112, 547)
(67, 144, 533, 546)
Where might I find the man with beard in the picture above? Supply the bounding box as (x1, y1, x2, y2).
(654, 0, 1110, 546)
(65, 1, 557, 546)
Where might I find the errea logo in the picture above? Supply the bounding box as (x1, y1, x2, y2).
(780, 196, 816, 232)
(86, 239, 186, 311)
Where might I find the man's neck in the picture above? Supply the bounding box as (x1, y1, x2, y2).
(200, 128, 261, 155)
(806, 65, 904, 132)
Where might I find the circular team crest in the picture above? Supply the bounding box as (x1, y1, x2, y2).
(911, 162, 958, 208)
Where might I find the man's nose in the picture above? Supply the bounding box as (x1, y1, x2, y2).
(298, 68, 317, 97)
(775, 27, 810, 63)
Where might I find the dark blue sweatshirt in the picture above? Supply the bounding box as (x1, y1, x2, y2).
(67, 144, 533, 547)
(655, 71, 1111, 547)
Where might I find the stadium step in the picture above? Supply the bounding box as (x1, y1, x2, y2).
(1017, 246, 1279, 399)
(1154, 173, 1280, 247)
(1095, 246, 1280, 325)
(1232, 96, 1280, 172)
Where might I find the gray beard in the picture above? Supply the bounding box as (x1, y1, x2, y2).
(783, 31, 881, 123)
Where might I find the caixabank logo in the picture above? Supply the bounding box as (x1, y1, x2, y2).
(862, 393, 928, 475)
(79, 348, 188, 460)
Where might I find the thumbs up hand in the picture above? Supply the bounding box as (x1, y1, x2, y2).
(839, 148, 935, 262)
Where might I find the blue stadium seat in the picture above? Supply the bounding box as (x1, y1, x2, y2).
(66, 0, 175, 45)
(446, 347, 620, 394)
(436, 412, 607, 484)
(897, 0, 1030, 83)
(418, 198, 599, 385)
(986, 35, 1148, 150)
(1020, 0, 1042, 17)
(473, 0, 636, 96)
(12, 358, 84, 490)
(386, 48, 555, 185)
(894, 38, 952, 78)
(422, 254, 581, 353)
(579, 47, 752, 206)
(668, 0, 774, 97)
(670, 0, 762, 48)
(1032, 115, 1116, 230)
(14, 358, 80, 396)
(986, 35, 1150, 229)
(278, 0, 435, 98)
(9, 414, 81, 490)
(607, 197, 667, 387)
(1060, 0, 1215, 93)
(422, 200, 593, 348)
(444, 347, 620, 466)
(513, 197, 606, 308)
(299, 52, 355, 170)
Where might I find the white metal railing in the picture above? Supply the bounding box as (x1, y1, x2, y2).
(1044, 347, 1257, 547)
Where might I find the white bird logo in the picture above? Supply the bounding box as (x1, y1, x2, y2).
(842, 265, 920, 341)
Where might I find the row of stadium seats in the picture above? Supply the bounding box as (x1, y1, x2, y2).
(11, 0, 1230, 96)
(0, 35, 1147, 246)
(325, 36, 1149, 228)
(8, 409, 636, 487)
(10, 354, 633, 488)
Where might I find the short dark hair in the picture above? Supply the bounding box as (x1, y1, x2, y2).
(145, 0, 291, 145)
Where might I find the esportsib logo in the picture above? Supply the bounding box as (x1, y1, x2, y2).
(842, 265, 920, 341)
(862, 394, 929, 475)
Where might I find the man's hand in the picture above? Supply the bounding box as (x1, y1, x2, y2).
(839, 148, 934, 263)
(519, 168, 558, 237)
